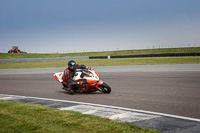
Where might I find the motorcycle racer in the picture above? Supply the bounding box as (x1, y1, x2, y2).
(62, 60, 91, 94)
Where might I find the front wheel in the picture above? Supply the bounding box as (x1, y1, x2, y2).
(99, 82, 111, 93)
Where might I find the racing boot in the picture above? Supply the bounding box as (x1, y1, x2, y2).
(61, 87, 67, 91)
(77, 86, 83, 93)
(67, 88, 74, 95)
(77, 79, 88, 93)
(61, 87, 74, 94)
(73, 84, 82, 93)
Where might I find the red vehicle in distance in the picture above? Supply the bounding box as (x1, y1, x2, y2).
(8, 46, 21, 53)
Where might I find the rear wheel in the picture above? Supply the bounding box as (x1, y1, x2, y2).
(99, 82, 111, 93)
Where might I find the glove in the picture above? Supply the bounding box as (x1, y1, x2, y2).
(87, 67, 91, 70)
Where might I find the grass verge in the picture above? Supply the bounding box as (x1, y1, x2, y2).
(0, 100, 160, 133)
(0, 56, 200, 69)
(1, 47, 200, 59)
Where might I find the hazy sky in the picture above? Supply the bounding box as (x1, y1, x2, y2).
(0, 0, 200, 53)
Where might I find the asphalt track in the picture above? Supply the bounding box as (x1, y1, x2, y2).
(1, 64, 200, 119)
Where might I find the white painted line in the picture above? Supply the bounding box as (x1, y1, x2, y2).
(108, 112, 158, 122)
(0, 96, 26, 100)
(1, 94, 200, 122)
(59, 104, 159, 122)
(59, 107, 72, 111)
(82, 110, 97, 115)
(0, 97, 13, 100)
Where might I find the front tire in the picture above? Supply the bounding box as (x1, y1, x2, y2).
(100, 82, 111, 93)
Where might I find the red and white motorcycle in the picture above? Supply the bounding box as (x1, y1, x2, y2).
(54, 69, 111, 94)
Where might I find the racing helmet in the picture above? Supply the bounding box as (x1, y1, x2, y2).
(68, 60, 77, 71)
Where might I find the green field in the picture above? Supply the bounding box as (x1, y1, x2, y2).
(1, 47, 200, 59)
(0, 100, 160, 133)
(0, 56, 200, 69)
(0, 47, 200, 69)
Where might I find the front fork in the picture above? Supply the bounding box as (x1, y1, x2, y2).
(77, 80, 103, 91)
(95, 80, 104, 89)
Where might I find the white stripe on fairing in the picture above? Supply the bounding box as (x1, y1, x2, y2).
(1, 94, 200, 122)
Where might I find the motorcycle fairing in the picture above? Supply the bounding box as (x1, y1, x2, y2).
(54, 72, 63, 83)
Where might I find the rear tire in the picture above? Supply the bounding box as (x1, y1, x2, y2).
(100, 82, 111, 93)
